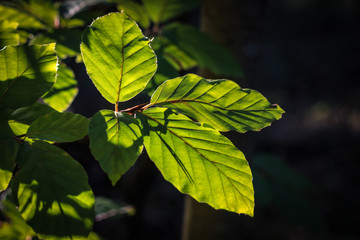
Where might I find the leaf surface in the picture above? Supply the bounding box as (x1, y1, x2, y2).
(42, 64, 78, 112)
(0, 20, 20, 48)
(89, 110, 143, 185)
(8, 103, 56, 137)
(139, 107, 254, 215)
(12, 142, 95, 240)
(0, 124, 18, 192)
(0, 4, 46, 30)
(0, 200, 36, 239)
(0, 44, 57, 110)
(116, 0, 150, 28)
(151, 74, 284, 133)
(27, 112, 89, 143)
(81, 12, 157, 103)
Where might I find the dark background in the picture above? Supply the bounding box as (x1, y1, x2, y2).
(63, 0, 360, 239)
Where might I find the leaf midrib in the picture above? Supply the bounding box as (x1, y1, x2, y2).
(142, 111, 253, 212)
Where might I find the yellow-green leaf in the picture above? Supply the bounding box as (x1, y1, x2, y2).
(139, 108, 254, 216)
(81, 12, 157, 104)
(151, 74, 284, 133)
(89, 110, 143, 185)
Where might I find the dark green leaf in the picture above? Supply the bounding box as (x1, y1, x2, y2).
(26, 111, 89, 143)
(163, 23, 243, 77)
(151, 74, 284, 133)
(115, 0, 150, 28)
(142, 0, 200, 24)
(139, 108, 254, 215)
(152, 36, 197, 71)
(0, 44, 58, 110)
(12, 142, 95, 239)
(145, 55, 178, 96)
(0, 124, 18, 192)
(89, 110, 143, 185)
(8, 103, 56, 137)
(42, 64, 78, 112)
(81, 12, 157, 104)
(30, 29, 83, 59)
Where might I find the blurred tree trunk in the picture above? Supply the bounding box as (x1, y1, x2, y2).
(182, 0, 266, 239)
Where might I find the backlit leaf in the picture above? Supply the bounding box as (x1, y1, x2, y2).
(81, 12, 157, 103)
(42, 64, 78, 112)
(0, 44, 57, 110)
(0, 4, 46, 30)
(89, 110, 143, 185)
(12, 142, 95, 240)
(151, 74, 284, 133)
(27, 112, 89, 143)
(139, 107, 254, 215)
(0, 20, 20, 48)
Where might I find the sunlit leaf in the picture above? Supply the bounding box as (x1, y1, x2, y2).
(139, 107, 254, 215)
(151, 74, 284, 133)
(163, 23, 243, 77)
(81, 12, 157, 103)
(0, 124, 18, 192)
(89, 110, 143, 185)
(0, 44, 57, 110)
(27, 111, 89, 143)
(0, 4, 46, 30)
(142, 0, 200, 24)
(42, 64, 78, 112)
(0, 20, 20, 48)
(8, 103, 56, 137)
(12, 142, 95, 239)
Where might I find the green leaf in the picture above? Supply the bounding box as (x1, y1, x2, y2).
(81, 12, 157, 104)
(0, 124, 18, 192)
(0, 44, 58, 110)
(139, 107, 254, 215)
(115, 0, 150, 28)
(0, 20, 20, 48)
(0, 4, 46, 30)
(12, 142, 95, 239)
(142, 0, 200, 24)
(89, 110, 143, 185)
(42, 64, 78, 112)
(151, 74, 284, 133)
(152, 36, 197, 71)
(27, 111, 89, 143)
(8, 103, 56, 137)
(30, 29, 83, 59)
(0, 199, 36, 239)
(144, 55, 178, 96)
(163, 23, 243, 77)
